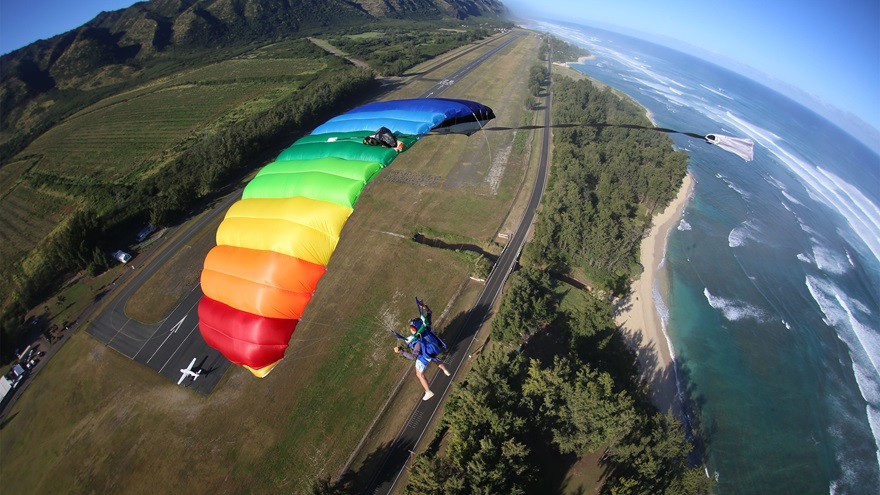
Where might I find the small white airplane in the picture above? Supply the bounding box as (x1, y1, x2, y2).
(178, 358, 201, 385)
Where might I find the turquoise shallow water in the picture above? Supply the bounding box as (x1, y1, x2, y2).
(526, 19, 880, 494)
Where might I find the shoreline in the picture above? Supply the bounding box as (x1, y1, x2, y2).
(615, 172, 694, 417)
(554, 55, 596, 68)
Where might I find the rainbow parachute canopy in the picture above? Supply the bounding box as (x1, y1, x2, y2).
(198, 98, 495, 377)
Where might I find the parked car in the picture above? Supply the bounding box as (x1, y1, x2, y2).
(21, 348, 36, 363)
(136, 225, 156, 242)
(111, 250, 132, 263)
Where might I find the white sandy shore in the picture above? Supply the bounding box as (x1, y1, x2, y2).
(554, 55, 596, 68)
(615, 172, 694, 417)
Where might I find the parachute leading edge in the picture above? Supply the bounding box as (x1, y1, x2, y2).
(198, 98, 495, 377)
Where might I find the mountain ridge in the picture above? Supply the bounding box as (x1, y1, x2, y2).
(0, 0, 506, 148)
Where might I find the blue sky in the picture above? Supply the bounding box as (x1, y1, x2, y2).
(2, 0, 878, 135)
(0, 1, 140, 54)
(503, 0, 880, 135)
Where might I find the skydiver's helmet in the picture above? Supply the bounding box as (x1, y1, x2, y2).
(407, 319, 422, 346)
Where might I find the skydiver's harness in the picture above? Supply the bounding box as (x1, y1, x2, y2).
(390, 299, 447, 364)
(407, 318, 446, 365)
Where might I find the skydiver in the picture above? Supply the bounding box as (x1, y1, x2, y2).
(395, 317, 450, 401)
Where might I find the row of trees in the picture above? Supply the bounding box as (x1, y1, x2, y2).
(523, 77, 689, 293)
(539, 34, 591, 64)
(528, 63, 549, 98)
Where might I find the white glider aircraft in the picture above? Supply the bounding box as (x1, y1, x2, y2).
(178, 358, 201, 385)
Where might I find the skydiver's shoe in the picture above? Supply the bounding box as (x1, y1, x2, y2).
(422, 390, 435, 401)
(442, 368, 451, 377)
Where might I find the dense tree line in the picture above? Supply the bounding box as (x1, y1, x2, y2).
(539, 34, 590, 63)
(0, 66, 378, 360)
(528, 63, 549, 97)
(523, 77, 689, 293)
(489, 266, 554, 343)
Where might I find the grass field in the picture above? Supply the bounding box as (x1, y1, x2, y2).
(0, 30, 548, 494)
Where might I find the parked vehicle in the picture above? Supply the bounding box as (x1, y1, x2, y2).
(21, 347, 36, 363)
(111, 250, 132, 263)
(136, 225, 156, 242)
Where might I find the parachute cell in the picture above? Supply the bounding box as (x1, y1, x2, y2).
(198, 98, 495, 376)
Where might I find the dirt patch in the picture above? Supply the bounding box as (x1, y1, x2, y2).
(485, 136, 513, 195)
(380, 169, 444, 188)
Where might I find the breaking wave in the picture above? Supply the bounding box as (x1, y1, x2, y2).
(704, 288, 771, 322)
(805, 275, 880, 461)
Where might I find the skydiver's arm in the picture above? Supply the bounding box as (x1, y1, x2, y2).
(421, 306, 432, 328)
(400, 341, 421, 361)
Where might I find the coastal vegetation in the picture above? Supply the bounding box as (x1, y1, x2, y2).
(542, 34, 591, 63)
(394, 74, 707, 493)
(526, 77, 689, 293)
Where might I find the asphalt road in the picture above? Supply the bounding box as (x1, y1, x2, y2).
(85, 32, 522, 395)
(363, 47, 554, 495)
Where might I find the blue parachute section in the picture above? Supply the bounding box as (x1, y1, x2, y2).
(312, 98, 495, 136)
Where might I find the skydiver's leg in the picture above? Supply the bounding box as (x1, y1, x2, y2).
(415, 369, 430, 391)
(415, 360, 430, 392)
(437, 362, 451, 377)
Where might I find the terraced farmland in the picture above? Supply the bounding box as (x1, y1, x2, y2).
(1, 46, 343, 279)
(24, 81, 295, 183)
(0, 176, 75, 269)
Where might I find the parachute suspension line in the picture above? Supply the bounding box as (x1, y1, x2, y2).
(473, 110, 494, 179)
(453, 123, 753, 161)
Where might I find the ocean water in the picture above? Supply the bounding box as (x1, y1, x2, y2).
(526, 20, 880, 494)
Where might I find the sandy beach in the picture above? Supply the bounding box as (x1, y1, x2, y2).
(615, 172, 694, 417)
(554, 55, 596, 68)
